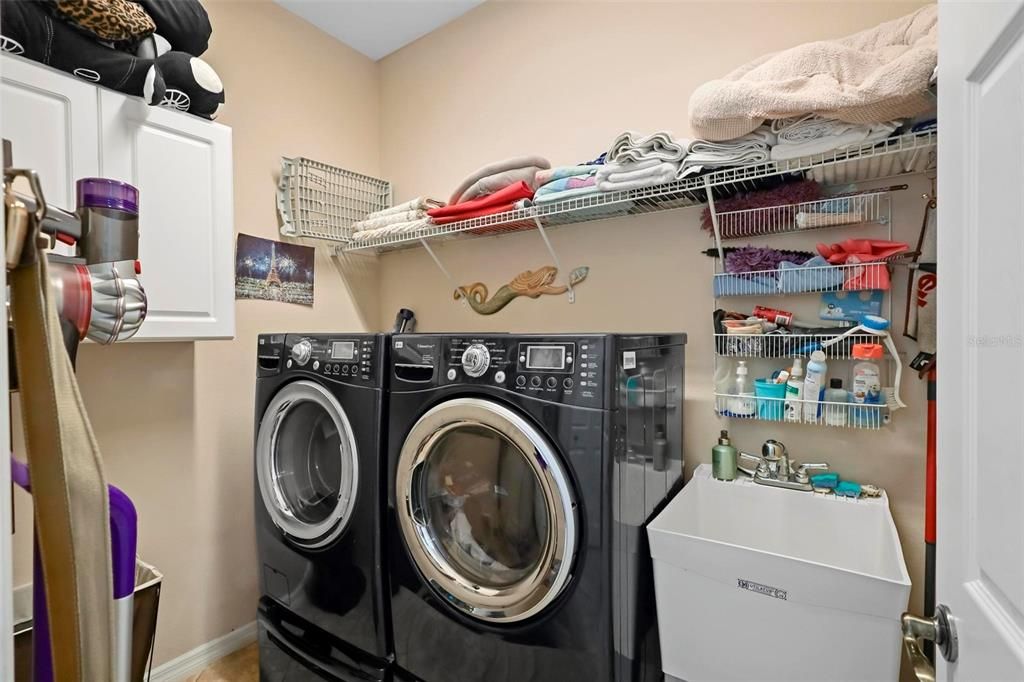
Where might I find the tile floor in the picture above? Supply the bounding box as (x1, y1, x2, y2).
(185, 643, 258, 681)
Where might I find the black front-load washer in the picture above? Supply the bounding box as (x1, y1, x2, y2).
(385, 333, 686, 682)
(254, 333, 390, 681)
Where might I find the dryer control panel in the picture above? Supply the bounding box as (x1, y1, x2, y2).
(258, 334, 380, 386)
(391, 334, 607, 407)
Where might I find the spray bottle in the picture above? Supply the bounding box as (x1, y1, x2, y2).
(784, 357, 804, 422)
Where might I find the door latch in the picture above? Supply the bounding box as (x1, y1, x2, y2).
(901, 604, 958, 682)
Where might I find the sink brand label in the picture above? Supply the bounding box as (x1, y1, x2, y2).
(737, 579, 787, 601)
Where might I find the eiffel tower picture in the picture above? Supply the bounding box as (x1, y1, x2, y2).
(265, 242, 282, 288)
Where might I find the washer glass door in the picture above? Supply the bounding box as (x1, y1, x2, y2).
(396, 398, 577, 623)
(257, 380, 359, 548)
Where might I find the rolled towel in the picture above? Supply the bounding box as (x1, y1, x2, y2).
(364, 197, 443, 220)
(448, 155, 550, 205)
(349, 217, 433, 242)
(351, 209, 429, 232)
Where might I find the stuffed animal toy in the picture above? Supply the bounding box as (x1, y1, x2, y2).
(0, 0, 225, 120)
(156, 51, 224, 119)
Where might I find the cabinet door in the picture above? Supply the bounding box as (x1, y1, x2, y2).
(98, 90, 235, 340)
(0, 56, 99, 215)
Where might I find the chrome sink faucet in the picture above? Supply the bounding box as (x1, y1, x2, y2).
(737, 440, 829, 492)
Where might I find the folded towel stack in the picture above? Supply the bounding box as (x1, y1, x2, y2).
(533, 165, 602, 204)
(680, 127, 775, 176)
(428, 181, 535, 225)
(607, 131, 692, 164)
(348, 196, 444, 242)
(447, 155, 550, 205)
(596, 158, 680, 192)
(769, 115, 899, 161)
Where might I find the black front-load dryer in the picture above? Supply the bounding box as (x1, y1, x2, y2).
(386, 333, 686, 682)
(255, 333, 390, 681)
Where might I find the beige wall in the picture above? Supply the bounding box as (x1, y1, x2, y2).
(376, 0, 933, 628)
(12, 0, 380, 665)
(11, 0, 936, 670)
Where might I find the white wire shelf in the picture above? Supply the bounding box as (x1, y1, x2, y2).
(715, 332, 882, 359)
(713, 260, 899, 297)
(715, 393, 888, 430)
(340, 130, 936, 253)
(715, 191, 891, 241)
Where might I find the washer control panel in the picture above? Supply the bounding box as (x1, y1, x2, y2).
(391, 335, 605, 407)
(276, 334, 379, 386)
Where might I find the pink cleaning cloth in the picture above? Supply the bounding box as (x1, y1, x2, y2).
(817, 238, 909, 264)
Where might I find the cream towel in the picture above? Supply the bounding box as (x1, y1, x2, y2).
(607, 131, 692, 164)
(689, 5, 937, 141)
(769, 116, 899, 161)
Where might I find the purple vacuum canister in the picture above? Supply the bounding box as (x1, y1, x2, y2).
(76, 178, 139, 215)
(75, 178, 140, 264)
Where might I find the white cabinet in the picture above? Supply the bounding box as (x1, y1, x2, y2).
(0, 55, 235, 341)
(98, 91, 234, 341)
(0, 56, 99, 215)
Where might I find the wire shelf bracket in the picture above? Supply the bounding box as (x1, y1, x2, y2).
(531, 215, 575, 303)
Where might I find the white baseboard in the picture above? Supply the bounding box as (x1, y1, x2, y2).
(149, 621, 257, 682)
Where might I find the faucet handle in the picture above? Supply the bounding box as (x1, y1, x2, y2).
(737, 451, 765, 478)
(794, 462, 829, 484)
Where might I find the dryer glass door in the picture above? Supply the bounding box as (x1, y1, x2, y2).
(257, 380, 359, 549)
(396, 397, 578, 623)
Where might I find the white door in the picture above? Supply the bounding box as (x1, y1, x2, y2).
(933, 0, 1024, 679)
(0, 56, 99, 216)
(98, 90, 234, 340)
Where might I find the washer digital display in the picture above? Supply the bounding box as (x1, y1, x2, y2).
(331, 341, 355, 360)
(526, 345, 565, 370)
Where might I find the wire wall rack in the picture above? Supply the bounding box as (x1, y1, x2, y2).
(715, 332, 881, 359)
(341, 130, 936, 254)
(714, 393, 887, 430)
(713, 260, 903, 297)
(714, 190, 892, 241)
(277, 157, 391, 241)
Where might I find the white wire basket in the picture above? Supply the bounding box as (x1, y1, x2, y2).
(713, 261, 895, 297)
(714, 393, 887, 429)
(715, 191, 891, 241)
(277, 157, 391, 242)
(714, 332, 881, 359)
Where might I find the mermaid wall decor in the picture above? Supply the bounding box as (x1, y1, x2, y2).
(454, 265, 589, 315)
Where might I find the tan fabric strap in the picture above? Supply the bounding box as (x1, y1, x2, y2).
(11, 248, 114, 680)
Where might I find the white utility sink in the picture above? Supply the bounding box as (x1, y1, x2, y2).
(648, 464, 911, 682)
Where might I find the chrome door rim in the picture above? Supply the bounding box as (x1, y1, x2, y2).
(396, 397, 577, 623)
(256, 380, 359, 548)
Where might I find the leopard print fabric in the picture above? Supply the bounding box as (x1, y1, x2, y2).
(54, 0, 155, 43)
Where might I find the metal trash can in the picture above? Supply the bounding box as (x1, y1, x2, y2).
(13, 559, 163, 682)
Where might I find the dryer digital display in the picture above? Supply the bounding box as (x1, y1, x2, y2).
(526, 346, 565, 370)
(331, 341, 355, 360)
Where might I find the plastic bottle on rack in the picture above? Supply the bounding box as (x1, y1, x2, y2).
(850, 343, 884, 427)
(784, 357, 804, 422)
(824, 378, 849, 427)
(802, 351, 828, 423)
(728, 361, 756, 418)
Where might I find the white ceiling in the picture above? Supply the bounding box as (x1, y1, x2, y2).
(274, 0, 485, 61)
